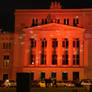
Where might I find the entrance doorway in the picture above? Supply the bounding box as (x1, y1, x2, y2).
(73, 72, 79, 81)
(3, 74, 8, 81)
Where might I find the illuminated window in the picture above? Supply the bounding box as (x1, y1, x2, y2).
(64, 19, 66, 24)
(62, 72, 68, 81)
(30, 39, 36, 48)
(52, 38, 58, 48)
(30, 72, 34, 80)
(3, 56, 9, 67)
(30, 54, 35, 65)
(52, 54, 57, 65)
(40, 72, 45, 80)
(51, 72, 56, 78)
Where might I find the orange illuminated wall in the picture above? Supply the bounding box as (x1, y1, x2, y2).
(0, 1, 92, 81)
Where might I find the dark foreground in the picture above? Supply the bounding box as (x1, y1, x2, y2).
(0, 87, 87, 92)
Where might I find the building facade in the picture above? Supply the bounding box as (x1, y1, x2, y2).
(0, 1, 92, 81)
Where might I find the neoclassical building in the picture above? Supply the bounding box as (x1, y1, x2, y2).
(0, 1, 92, 81)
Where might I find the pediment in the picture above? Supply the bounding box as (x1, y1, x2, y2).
(31, 23, 85, 32)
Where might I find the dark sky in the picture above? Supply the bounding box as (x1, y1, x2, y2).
(0, 0, 92, 32)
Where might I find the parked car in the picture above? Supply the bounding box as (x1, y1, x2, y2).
(56, 81, 66, 87)
(65, 81, 75, 88)
(32, 80, 40, 87)
(0, 80, 4, 87)
(80, 79, 92, 87)
(2, 80, 16, 88)
(39, 80, 46, 88)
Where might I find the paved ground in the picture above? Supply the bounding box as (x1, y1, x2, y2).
(0, 87, 87, 92)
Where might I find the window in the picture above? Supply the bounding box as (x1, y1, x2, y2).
(52, 54, 57, 65)
(73, 38, 80, 48)
(73, 72, 79, 81)
(30, 39, 36, 48)
(42, 19, 44, 24)
(41, 38, 47, 48)
(30, 72, 34, 80)
(51, 72, 56, 78)
(73, 19, 77, 26)
(62, 38, 68, 48)
(45, 19, 47, 24)
(3, 56, 10, 67)
(3, 74, 8, 81)
(36, 19, 38, 26)
(73, 55, 80, 65)
(32, 19, 35, 26)
(41, 54, 46, 65)
(67, 19, 69, 25)
(52, 38, 58, 48)
(40, 72, 45, 80)
(57, 19, 60, 23)
(30, 54, 35, 65)
(64, 19, 66, 24)
(62, 72, 68, 81)
(62, 55, 68, 65)
(76, 18, 79, 24)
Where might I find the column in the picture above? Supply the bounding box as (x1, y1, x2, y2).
(57, 38, 62, 66)
(68, 38, 73, 66)
(80, 38, 84, 67)
(36, 38, 41, 66)
(47, 38, 52, 66)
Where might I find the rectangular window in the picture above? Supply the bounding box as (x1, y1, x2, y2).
(62, 72, 68, 81)
(67, 19, 69, 25)
(41, 54, 46, 65)
(64, 19, 66, 24)
(40, 72, 45, 80)
(3, 56, 10, 67)
(41, 38, 47, 48)
(52, 54, 57, 65)
(30, 39, 36, 48)
(62, 55, 68, 65)
(3, 74, 8, 81)
(76, 18, 79, 24)
(62, 38, 68, 48)
(51, 72, 56, 78)
(73, 19, 77, 26)
(73, 72, 79, 81)
(73, 55, 80, 65)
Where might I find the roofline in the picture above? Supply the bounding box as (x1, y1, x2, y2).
(15, 8, 92, 14)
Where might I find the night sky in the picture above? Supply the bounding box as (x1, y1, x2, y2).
(0, 0, 92, 32)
